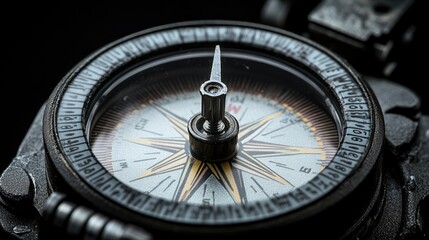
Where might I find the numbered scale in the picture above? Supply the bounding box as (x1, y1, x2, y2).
(43, 21, 384, 239)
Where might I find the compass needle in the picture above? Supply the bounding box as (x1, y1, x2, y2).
(210, 45, 222, 82)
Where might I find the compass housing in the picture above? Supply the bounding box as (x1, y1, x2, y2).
(43, 21, 384, 239)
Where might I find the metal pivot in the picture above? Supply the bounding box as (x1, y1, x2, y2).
(187, 45, 239, 162)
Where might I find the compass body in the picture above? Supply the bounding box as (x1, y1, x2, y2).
(43, 21, 384, 238)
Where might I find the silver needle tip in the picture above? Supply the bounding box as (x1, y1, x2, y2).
(210, 45, 221, 82)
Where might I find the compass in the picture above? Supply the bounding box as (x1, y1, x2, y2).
(43, 21, 384, 238)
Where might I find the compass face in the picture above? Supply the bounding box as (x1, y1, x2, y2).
(45, 22, 383, 231)
(89, 53, 338, 206)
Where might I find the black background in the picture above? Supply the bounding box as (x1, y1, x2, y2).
(2, 1, 427, 171)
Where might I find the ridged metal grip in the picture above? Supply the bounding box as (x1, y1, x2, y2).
(43, 192, 153, 240)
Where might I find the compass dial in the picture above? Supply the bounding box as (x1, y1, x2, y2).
(89, 52, 338, 206)
(44, 21, 384, 237)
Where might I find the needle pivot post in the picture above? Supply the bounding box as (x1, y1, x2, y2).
(188, 46, 239, 162)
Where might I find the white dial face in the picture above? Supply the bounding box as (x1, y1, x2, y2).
(90, 79, 338, 207)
